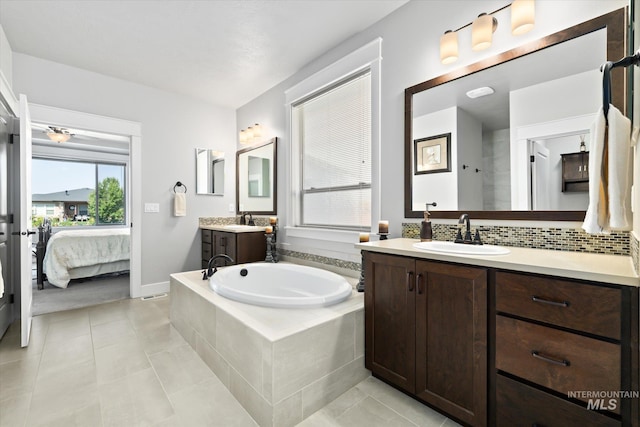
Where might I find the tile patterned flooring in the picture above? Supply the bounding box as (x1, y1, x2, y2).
(0, 296, 461, 427)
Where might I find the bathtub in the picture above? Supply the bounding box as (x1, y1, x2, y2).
(209, 263, 353, 308)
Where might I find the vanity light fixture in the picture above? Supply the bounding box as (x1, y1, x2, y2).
(440, 31, 459, 64)
(46, 126, 73, 143)
(472, 13, 498, 51)
(439, 0, 535, 64)
(511, 0, 535, 35)
(466, 86, 495, 99)
(239, 123, 265, 144)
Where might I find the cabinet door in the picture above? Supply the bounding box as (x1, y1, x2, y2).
(364, 252, 416, 394)
(212, 231, 237, 265)
(415, 261, 487, 427)
(562, 154, 584, 181)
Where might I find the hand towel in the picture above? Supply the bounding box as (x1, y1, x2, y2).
(0, 257, 4, 299)
(174, 193, 186, 217)
(582, 104, 632, 234)
(607, 105, 632, 229)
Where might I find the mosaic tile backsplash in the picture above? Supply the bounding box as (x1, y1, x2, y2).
(402, 223, 629, 256)
(199, 217, 633, 273)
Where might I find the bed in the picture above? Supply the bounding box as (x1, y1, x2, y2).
(37, 221, 130, 289)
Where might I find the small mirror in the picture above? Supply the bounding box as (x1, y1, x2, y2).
(196, 149, 225, 195)
(236, 138, 277, 214)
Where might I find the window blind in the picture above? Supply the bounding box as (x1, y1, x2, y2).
(292, 71, 371, 229)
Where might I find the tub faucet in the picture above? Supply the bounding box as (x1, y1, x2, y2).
(240, 212, 255, 226)
(203, 254, 235, 280)
(456, 213, 473, 244)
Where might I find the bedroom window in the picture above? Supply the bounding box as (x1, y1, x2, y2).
(32, 158, 126, 227)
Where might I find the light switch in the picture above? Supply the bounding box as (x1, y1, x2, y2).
(228, 203, 235, 213)
(144, 203, 160, 213)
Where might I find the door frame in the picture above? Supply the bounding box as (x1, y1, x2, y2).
(28, 104, 144, 298)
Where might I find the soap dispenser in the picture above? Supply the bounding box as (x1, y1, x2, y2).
(420, 202, 437, 242)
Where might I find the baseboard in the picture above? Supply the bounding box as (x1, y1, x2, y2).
(132, 280, 169, 299)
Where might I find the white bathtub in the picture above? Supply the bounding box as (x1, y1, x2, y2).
(209, 263, 353, 308)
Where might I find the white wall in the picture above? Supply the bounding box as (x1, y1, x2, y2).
(12, 53, 237, 287)
(237, 0, 627, 259)
(457, 108, 483, 210)
(412, 107, 457, 210)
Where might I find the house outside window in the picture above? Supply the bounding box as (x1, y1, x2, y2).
(32, 158, 126, 227)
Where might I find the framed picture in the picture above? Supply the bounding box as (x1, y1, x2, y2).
(414, 133, 451, 175)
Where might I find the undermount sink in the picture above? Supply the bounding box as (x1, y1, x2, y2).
(413, 241, 510, 256)
(222, 225, 264, 230)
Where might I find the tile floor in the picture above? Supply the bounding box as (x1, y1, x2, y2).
(0, 296, 461, 427)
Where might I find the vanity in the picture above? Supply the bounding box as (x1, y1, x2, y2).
(200, 225, 266, 269)
(356, 239, 639, 427)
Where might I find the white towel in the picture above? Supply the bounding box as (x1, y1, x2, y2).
(0, 257, 4, 299)
(582, 104, 632, 234)
(174, 193, 186, 217)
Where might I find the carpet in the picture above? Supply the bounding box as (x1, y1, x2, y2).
(32, 273, 130, 315)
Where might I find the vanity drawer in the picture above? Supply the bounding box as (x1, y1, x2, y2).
(495, 271, 621, 339)
(202, 229, 213, 244)
(496, 316, 620, 408)
(496, 374, 620, 427)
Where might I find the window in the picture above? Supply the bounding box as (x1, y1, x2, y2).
(292, 72, 372, 230)
(32, 158, 126, 227)
(285, 38, 381, 242)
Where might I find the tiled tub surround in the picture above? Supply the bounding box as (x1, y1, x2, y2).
(169, 270, 368, 427)
(402, 223, 630, 256)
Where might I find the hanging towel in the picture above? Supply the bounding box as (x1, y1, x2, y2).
(582, 104, 632, 234)
(174, 193, 187, 217)
(0, 257, 4, 299)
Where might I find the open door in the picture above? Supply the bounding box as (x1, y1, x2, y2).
(530, 140, 550, 210)
(18, 94, 33, 347)
(0, 102, 11, 338)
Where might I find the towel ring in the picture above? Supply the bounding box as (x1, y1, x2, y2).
(173, 181, 187, 193)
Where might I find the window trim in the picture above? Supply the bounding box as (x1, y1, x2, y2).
(285, 38, 382, 243)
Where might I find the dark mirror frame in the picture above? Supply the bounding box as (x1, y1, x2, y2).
(405, 8, 627, 220)
(236, 137, 278, 215)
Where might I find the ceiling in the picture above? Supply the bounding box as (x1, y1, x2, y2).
(0, 0, 408, 109)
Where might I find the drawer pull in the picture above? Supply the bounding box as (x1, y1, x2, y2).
(407, 271, 414, 292)
(531, 296, 569, 308)
(531, 350, 570, 367)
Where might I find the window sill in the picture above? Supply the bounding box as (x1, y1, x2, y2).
(284, 226, 367, 244)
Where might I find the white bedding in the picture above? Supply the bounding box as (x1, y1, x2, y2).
(43, 228, 130, 288)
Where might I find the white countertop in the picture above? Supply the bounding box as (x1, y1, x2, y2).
(355, 238, 638, 287)
(200, 225, 266, 233)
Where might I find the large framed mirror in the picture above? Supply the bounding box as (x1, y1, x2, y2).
(236, 137, 277, 215)
(196, 149, 225, 195)
(405, 8, 627, 220)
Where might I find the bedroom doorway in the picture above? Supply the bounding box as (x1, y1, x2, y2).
(27, 103, 142, 315)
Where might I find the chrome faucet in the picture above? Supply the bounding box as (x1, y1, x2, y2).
(202, 254, 235, 279)
(239, 212, 255, 226)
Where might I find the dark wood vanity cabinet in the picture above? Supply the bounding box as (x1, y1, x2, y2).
(364, 252, 487, 426)
(494, 271, 638, 427)
(561, 151, 589, 192)
(363, 250, 639, 427)
(201, 229, 266, 269)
